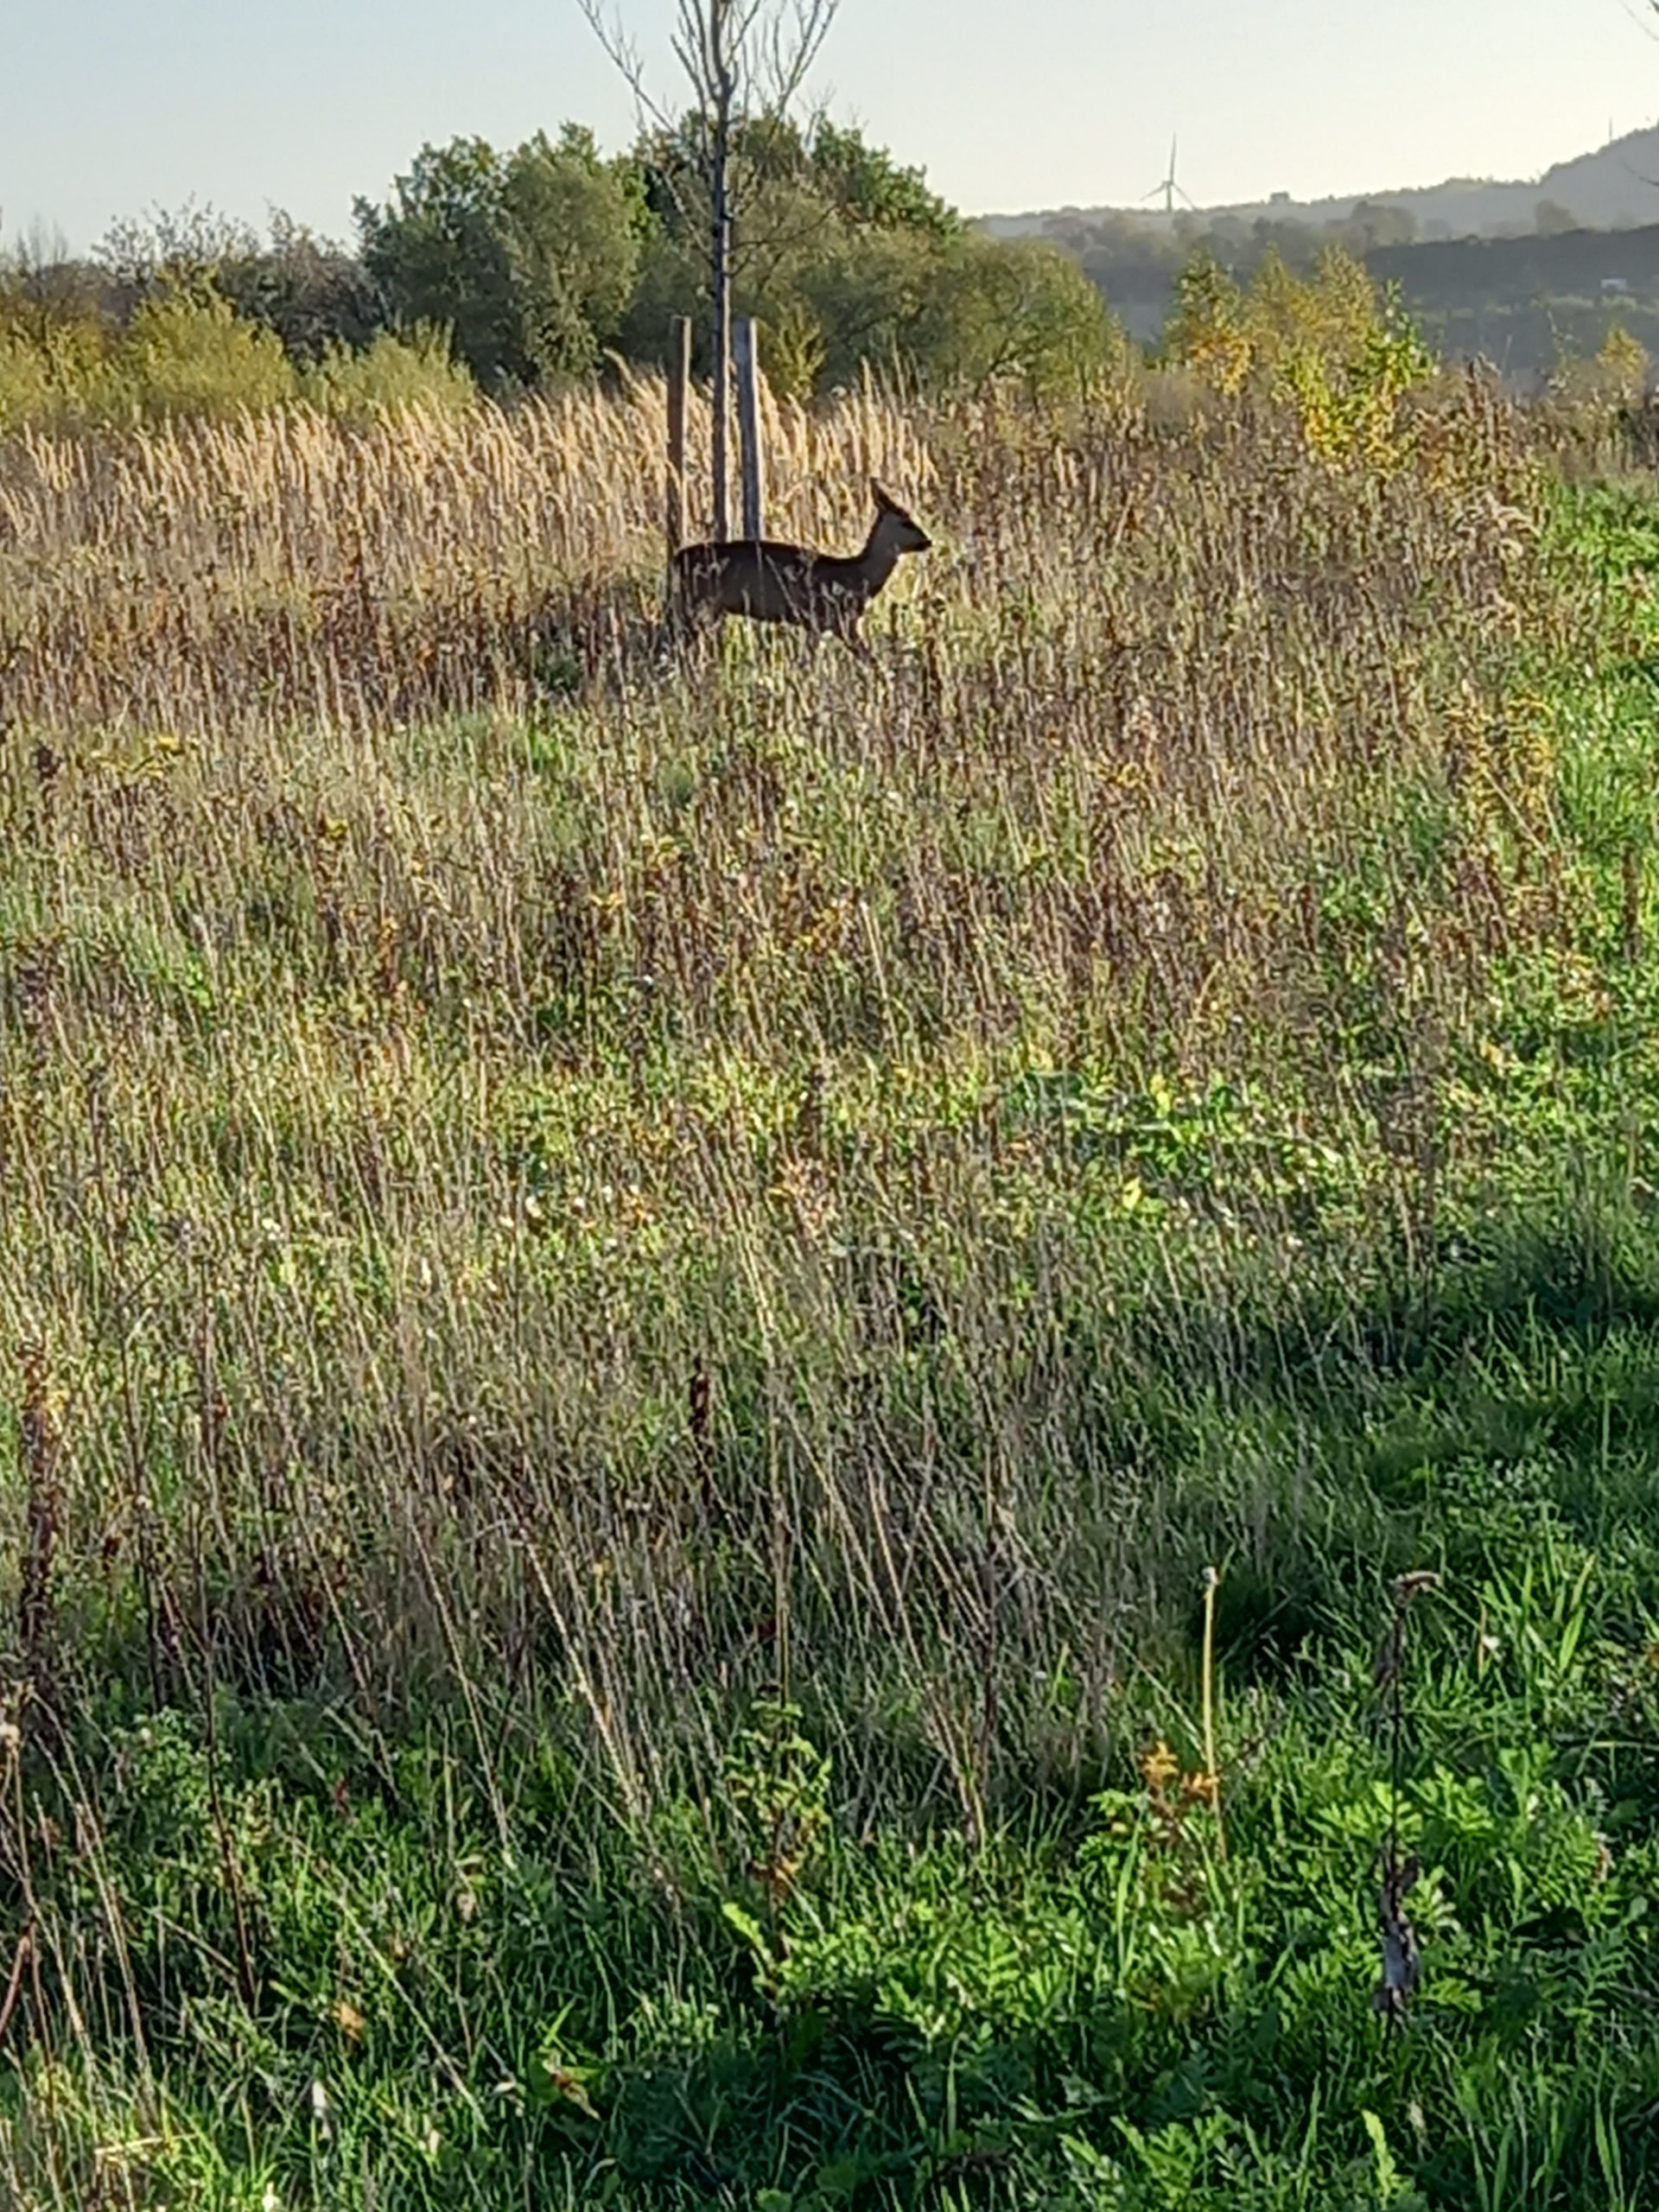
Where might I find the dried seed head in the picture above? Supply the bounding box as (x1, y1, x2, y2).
(1390, 1570, 1442, 1609)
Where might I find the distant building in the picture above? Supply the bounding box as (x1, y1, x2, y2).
(1602, 276, 1632, 297)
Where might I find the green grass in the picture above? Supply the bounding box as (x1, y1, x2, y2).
(12, 1269, 1659, 2210)
(7, 399, 1659, 2206)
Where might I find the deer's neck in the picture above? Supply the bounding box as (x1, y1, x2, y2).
(856, 518, 906, 595)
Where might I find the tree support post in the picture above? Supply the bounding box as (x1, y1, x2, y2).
(666, 313, 691, 566)
(734, 315, 766, 541)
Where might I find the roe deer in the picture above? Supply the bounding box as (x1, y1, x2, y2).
(671, 480, 931, 660)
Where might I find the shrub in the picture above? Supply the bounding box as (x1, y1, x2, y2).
(911, 233, 1130, 400)
(109, 284, 297, 419)
(300, 326, 477, 419)
(0, 260, 111, 431)
(0, 326, 60, 431)
(356, 127, 645, 390)
(1165, 245, 1433, 467)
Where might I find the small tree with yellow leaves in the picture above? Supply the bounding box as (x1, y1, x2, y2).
(1598, 322, 1649, 406)
(1166, 242, 1432, 471)
(1163, 254, 1251, 395)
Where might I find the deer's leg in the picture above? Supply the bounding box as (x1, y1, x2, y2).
(653, 590, 685, 664)
(829, 607, 874, 665)
(669, 594, 721, 668)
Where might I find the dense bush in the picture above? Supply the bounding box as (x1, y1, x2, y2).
(618, 112, 1117, 399)
(356, 126, 648, 390)
(298, 324, 478, 419)
(1163, 245, 1435, 466)
(0, 277, 477, 428)
(115, 283, 297, 417)
(12, 114, 1654, 442)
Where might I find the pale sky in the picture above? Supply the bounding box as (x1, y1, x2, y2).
(3, 1, 1652, 254)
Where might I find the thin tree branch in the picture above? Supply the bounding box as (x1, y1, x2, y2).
(579, 0, 838, 124)
(764, 0, 837, 114)
(575, 0, 682, 132)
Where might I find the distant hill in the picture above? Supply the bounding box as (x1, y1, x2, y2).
(981, 124, 1659, 244)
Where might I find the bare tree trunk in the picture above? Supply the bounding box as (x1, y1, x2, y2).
(709, 1, 734, 539)
(575, 0, 841, 546)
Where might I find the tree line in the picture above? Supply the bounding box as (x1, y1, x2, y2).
(2, 114, 1121, 423)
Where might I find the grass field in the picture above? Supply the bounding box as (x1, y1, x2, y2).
(5, 365, 1659, 2208)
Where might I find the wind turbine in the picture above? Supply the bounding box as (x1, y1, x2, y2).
(1142, 136, 1198, 217)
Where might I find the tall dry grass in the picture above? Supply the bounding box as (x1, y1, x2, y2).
(0, 369, 1562, 1827)
(0, 373, 935, 729)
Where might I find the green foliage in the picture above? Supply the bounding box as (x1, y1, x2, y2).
(3, 112, 1117, 418)
(630, 111, 957, 255)
(917, 232, 1127, 397)
(1598, 321, 1649, 397)
(0, 275, 475, 429)
(1166, 246, 1433, 465)
(1053, 206, 1659, 391)
(502, 126, 650, 379)
(113, 282, 298, 417)
(298, 324, 477, 418)
(0, 278, 300, 425)
(624, 111, 1122, 398)
(722, 1699, 834, 1922)
(95, 202, 387, 364)
(10, 1490, 1659, 2207)
(1, 211, 472, 429)
(218, 211, 388, 363)
(806, 119, 962, 241)
(355, 125, 645, 389)
(1163, 254, 1252, 391)
(0, 322, 73, 430)
(0, 253, 111, 429)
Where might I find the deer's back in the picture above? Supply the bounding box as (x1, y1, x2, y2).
(675, 538, 862, 626)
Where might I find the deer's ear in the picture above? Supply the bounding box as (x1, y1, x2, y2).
(871, 480, 895, 512)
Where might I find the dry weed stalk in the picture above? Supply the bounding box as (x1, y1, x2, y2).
(18, 1344, 61, 1703)
(1373, 1568, 1440, 2025)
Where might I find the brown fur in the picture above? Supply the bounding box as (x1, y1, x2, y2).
(671, 480, 931, 659)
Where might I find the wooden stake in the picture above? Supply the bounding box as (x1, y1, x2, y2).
(734, 315, 766, 542)
(666, 314, 691, 566)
